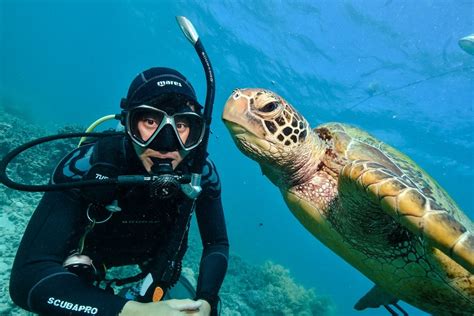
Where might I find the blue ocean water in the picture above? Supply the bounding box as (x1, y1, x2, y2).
(1, 1, 473, 315)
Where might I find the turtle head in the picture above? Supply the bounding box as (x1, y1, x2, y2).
(222, 88, 320, 187)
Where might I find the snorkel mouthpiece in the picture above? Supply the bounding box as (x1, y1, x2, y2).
(150, 158, 174, 175)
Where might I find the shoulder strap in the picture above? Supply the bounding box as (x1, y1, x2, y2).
(79, 135, 128, 205)
(51, 134, 127, 184)
(51, 143, 95, 184)
(53, 134, 127, 205)
(90, 135, 127, 171)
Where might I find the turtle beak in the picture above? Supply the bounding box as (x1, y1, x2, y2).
(222, 89, 247, 129)
(222, 88, 265, 134)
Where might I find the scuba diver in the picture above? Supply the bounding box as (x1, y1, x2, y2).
(8, 66, 229, 316)
(5, 17, 228, 316)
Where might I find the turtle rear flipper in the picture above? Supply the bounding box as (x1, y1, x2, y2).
(340, 160, 474, 274)
(354, 284, 398, 309)
(355, 285, 408, 316)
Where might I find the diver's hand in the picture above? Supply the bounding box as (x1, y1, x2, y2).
(119, 299, 202, 315)
(184, 299, 211, 316)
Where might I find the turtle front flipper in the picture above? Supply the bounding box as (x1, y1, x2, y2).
(340, 160, 474, 274)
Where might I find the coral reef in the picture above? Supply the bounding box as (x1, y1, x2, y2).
(0, 108, 82, 315)
(0, 108, 333, 315)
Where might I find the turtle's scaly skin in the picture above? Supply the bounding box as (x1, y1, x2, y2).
(222, 88, 474, 315)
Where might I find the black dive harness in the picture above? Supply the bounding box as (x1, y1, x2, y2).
(0, 16, 216, 303)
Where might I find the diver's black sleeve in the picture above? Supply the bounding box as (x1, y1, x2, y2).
(194, 160, 229, 312)
(9, 191, 129, 316)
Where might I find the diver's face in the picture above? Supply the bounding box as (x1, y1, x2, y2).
(133, 103, 196, 173)
(136, 115, 191, 172)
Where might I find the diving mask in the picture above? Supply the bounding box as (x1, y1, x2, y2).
(125, 105, 205, 152)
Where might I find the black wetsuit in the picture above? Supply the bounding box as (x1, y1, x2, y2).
(9, 136, 229, 316)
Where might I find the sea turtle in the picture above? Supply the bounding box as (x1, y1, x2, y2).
(222, 88, 474, 315)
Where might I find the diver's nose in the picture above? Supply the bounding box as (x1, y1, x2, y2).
(149, 125, 180, 152)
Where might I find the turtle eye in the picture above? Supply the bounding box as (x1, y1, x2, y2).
(260, 102, 279, 113)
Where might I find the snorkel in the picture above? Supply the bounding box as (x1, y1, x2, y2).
(176, 16, 215, 199)
(0, 16, 215, 201)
